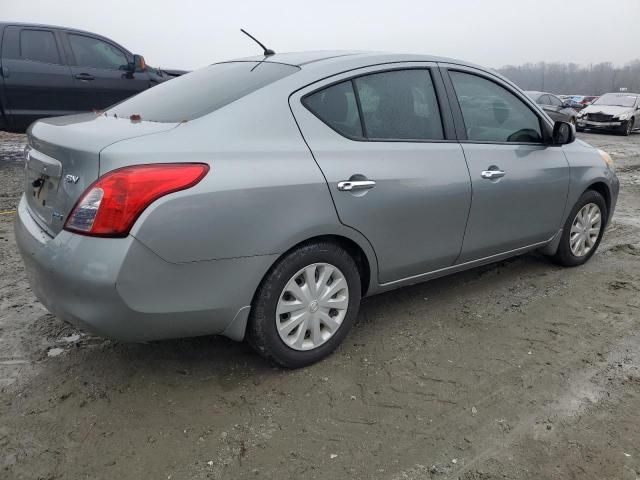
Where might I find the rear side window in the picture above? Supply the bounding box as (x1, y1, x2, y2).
(304, 69, 444, 141)
(303, 81, 363, 138)
(68, 34, 128, 70)
(20, 29, 61, 64)
(450, 71, 542, 143)
(107, 61, 299, 122)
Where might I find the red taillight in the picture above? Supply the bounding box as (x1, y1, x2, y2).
(64, 163, 209, 237)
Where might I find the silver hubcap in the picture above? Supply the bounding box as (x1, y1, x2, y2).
(276, 263, 349, 351)
(570, 203, 602, 257)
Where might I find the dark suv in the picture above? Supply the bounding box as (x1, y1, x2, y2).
(0, 22, 184, 132)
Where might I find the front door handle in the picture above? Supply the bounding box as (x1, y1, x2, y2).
(337, 180, 376, 191)
(74, 73, 95, 81)
(481, 169, 506, 180)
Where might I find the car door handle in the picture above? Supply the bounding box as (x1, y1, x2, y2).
(74, 73, 94, 81)
(337, 180, 376, 191)
(481, 169, 506, 180)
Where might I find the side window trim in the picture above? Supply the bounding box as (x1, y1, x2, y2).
(301, 66, 456, 143)
(440, 65, 552, 145)
(18, 28, 63, 66)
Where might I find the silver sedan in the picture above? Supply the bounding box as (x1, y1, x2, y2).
(15, 51, 619, 367)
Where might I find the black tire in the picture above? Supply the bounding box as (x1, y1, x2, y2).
(247, 241, 361, 368)
(551, 190, 607, 267)
(622, 118, 634, 136)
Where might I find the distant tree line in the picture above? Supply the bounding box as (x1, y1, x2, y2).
(496, 60, 640, 95)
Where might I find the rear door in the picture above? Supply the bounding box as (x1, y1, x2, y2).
(291, 63, 471, 284)
(441, 65, 570, 262)
(62, 32, 150, 111)
(0, 26, 76, 129)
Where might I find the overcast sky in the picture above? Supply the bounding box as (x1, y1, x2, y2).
(4, 0, 640, 71)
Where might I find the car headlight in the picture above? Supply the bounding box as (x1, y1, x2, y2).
(616, 113, 630, 120)
(598, 149, 614, 171)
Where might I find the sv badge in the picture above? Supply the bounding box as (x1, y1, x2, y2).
(65, 174, 80, 184)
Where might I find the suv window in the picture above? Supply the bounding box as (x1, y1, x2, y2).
(450, 71, 542, 143)
(20, 29, 61, 64)
(303, 81, 363, 138)
(68, 34, 128, 70)
(354, 70, 444, 140)
(107, 61, 300, 122)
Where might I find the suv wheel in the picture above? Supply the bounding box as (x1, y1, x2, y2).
(247, 241, 361, 368)
(551, 190, 607, 267)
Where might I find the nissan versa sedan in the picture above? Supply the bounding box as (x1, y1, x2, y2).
(15, 51, 619, 367)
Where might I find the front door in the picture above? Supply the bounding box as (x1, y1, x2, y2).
(443, 67, 570, 262)
(291, 64, 471, 284)
(63, 32, 150, 111)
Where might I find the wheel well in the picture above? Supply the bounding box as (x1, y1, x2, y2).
(274, 235, 372, 296)
(586, 182, 611, 217)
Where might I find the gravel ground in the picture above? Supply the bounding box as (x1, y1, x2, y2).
(1, 130, 639, 480)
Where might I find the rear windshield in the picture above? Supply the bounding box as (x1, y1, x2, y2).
(106, 61, 300, 122)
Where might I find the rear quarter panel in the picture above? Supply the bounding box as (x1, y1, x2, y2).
(99, 86, 379, 281)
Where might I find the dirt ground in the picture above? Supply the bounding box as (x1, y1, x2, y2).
(1, 129, 639, 480)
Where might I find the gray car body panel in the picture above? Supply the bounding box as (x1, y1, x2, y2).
(15, 51, 619, 342)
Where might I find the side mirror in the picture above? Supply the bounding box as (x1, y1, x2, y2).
(552, 121, 575, 145)
(134, 54, 146, 72)
(562, 103, 572, 109)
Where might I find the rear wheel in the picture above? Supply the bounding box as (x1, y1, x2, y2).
(551, 190, 607, 267)
(247, 241, 361, 368)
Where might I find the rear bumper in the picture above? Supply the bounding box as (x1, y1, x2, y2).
(14, 195, 276, 342)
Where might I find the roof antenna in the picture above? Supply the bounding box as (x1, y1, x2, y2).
(241, 29, 275, 56)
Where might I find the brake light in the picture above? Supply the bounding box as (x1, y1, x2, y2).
(64, 163, 209, 237)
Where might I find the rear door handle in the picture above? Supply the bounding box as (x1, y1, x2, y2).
(337, 180, 376, 191)
(74, 73, 94, 81)
(481, 169, 506, 180)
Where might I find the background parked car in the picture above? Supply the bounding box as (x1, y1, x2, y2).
(525, 91, 578, 124)
(577, 92, 640, 135)
(0, 22, 184, 132)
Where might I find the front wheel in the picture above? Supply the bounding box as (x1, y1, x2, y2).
(551, 190, 607, 267)
(247, 241, 361, 368)
(622, 118, 634, 136)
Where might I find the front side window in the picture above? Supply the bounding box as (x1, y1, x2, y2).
(20, 30, 61, 64)
(303, 69, 444, 141)
(548, 95, 563, 107)
(68, 34, 128, 70)
(450, 71, 543, 143)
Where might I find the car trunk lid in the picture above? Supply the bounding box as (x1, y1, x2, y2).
(24, 113, 179, 236)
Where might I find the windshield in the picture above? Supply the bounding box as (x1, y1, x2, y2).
(106, 61, 300, 122)
(593, 94, 638, 108)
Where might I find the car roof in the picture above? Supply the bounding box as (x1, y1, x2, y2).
(235, 50, 481, 69)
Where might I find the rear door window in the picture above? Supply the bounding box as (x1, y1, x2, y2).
(303, 68, 444, 141)
(19, 29, 61, 64)
(68, 34, 128, 70)
(354, 70, 444, 140)
(106, 61, 300, 122)
(450, 71, 543, 143)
